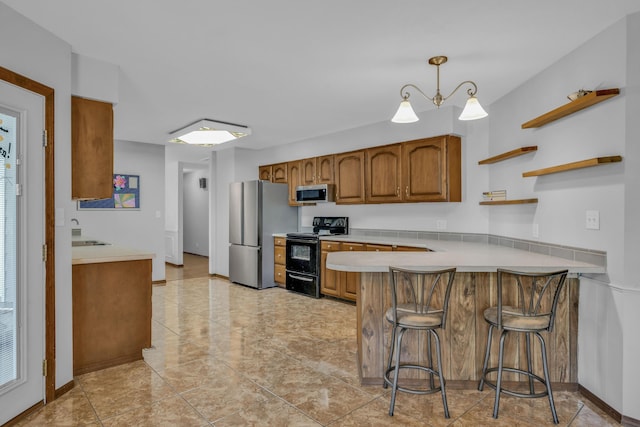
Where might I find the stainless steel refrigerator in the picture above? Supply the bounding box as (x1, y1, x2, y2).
(229, 180, 297, 288)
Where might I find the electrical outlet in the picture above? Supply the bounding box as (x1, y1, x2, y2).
(436, 220, 447, 230)
(532, 223, 539, 238)
(586, 210, 600, 230)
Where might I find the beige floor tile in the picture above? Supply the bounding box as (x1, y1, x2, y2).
(100, 395, 208, 427)
(156, 356, 230, 393)
(570, 399, 620, 426)
(328, 396, 432, 426)
(180, 371, 273, 422)
(214, 395, 322, 427)
(392, 388, 491, 426)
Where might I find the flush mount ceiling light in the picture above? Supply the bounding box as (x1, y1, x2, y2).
(391, 55, 488, 123)
(169, 119, 251, 147)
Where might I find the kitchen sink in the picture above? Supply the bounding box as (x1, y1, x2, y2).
(72, 240, 109, 247)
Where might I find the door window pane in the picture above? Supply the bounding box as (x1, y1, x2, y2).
(0, 110, 17, 388)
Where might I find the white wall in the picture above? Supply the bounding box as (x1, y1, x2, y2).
(0, 2, 74, 388)
(74, 140, 166, 281)
(183, 169, 209, 256)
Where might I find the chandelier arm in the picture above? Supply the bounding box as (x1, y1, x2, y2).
(400, 84, 434, 102)
(441, 80, 478, 102)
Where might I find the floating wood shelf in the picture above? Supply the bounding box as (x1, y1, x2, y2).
(523, 156, 622, 177)
(478, 146, 538, 165)
(521, 88, 620, 129)
(479, 198, 538, 206)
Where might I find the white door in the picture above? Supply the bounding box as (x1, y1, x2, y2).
(0, 81, 45, 425)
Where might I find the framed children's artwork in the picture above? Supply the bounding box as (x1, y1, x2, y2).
(78, 174, 140, 210)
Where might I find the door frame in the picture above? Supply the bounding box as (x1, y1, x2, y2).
(0, 66, 56, 403)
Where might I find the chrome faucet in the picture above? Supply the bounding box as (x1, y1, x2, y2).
(71, 218, 79, 226)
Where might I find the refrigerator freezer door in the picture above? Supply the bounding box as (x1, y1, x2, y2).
(229, 244, 261, 288)
(229, 182, 243, 245)
(243, 180, 260, 247)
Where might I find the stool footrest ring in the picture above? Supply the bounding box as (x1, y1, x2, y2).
(480, 367, 549, 399)
(384, 364, 445, 395)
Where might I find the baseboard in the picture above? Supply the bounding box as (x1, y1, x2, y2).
(152, 279, 166, 286)
(211, 273, 228, 280)
(579, 384, 622, 423)
(54, 380, 75, 399)
(165, 262, 183, 268)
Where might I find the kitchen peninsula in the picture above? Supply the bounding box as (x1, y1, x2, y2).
(72, 240, 154, 375)
(326, 237, 604, 387)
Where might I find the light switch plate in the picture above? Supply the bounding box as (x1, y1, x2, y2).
(586, 210, 600, 230)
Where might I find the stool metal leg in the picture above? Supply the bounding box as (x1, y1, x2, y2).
(432, 329, 450, 418)
(384, 326, 397, 389)
(493, 329, 508, 419)
(426, 330, 435, 390)
(389, 327, 406, 416)
(478, 324, 494, 391)
(526, 332, 534, 395)
(536, 332, 559, 424)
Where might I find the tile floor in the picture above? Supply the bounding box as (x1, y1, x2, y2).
(16, 269, 620, 426)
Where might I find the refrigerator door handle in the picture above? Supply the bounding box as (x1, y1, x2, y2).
(288, 273, 314, 282)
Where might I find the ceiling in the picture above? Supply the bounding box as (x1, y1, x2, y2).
(3, 0, 640, 150)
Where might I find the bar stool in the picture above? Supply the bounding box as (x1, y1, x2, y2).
(383, 266, 456, 418)
(478, 268, 568, 424)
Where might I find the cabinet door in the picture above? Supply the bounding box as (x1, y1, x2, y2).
(287, 160, 302, 206)
(321, 241, 341, 298)
(301, 158, 316, 186)
(366, 144, 402, 203)
(259, 165, 272, 181)
(316, 155, 335, 184)
(71, 96, 114, 200)
(342, 242, 365, 301)
(272, 163, 288, 183)
(335, 150, 365, 204)
(402, 135, 461, 202)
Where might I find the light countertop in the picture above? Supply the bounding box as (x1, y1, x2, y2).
(72, 237, 155, 265)
(325, 237, 605, 274)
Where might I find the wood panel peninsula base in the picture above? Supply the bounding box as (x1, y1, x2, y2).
(72, 258, 152, 376)
(355, 271, 579, 388)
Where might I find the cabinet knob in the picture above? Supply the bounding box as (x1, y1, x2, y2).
(405, 186, 409, 196)
(396, 186, 400, 197)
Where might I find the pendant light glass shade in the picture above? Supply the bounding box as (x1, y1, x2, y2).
(391, 99, 420, 123)
(458, 95, 488, 121)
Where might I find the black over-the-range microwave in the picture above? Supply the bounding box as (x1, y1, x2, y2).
(295, 184, 336, 203)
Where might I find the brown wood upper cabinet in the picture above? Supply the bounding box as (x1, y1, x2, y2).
(365, 143, 402, 203)
(287, 160, 302, 206)
(301, 157, 316, 185)
(402, 135, 461, 202)
(316, 155, 334, 184)
(71, 96, 114, 200)
(272, 162, 288, 183)
(259, 165, 272, 181)
(335, 150, 366, 204)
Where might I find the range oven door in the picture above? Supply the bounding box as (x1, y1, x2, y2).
(286, 271, 320, 298)
(285, 238, 319, 276)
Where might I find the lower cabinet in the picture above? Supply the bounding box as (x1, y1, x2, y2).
(274, 237, 286, 287)
(72, 259, 152, 376)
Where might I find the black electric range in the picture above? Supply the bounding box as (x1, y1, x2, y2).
(285, 217, 348, 298)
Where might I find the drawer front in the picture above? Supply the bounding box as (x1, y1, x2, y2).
(274, 237, 286, 246)
(393, 245, 430, 252)
(366, 244, 392, 252)
(321, 240, 341, 251)
(342, 242, 365, 251)
(274, 264, 286, 285)
(274, 245, 286, 265)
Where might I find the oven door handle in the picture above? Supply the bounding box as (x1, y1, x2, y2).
(288, 273, 315, 282)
